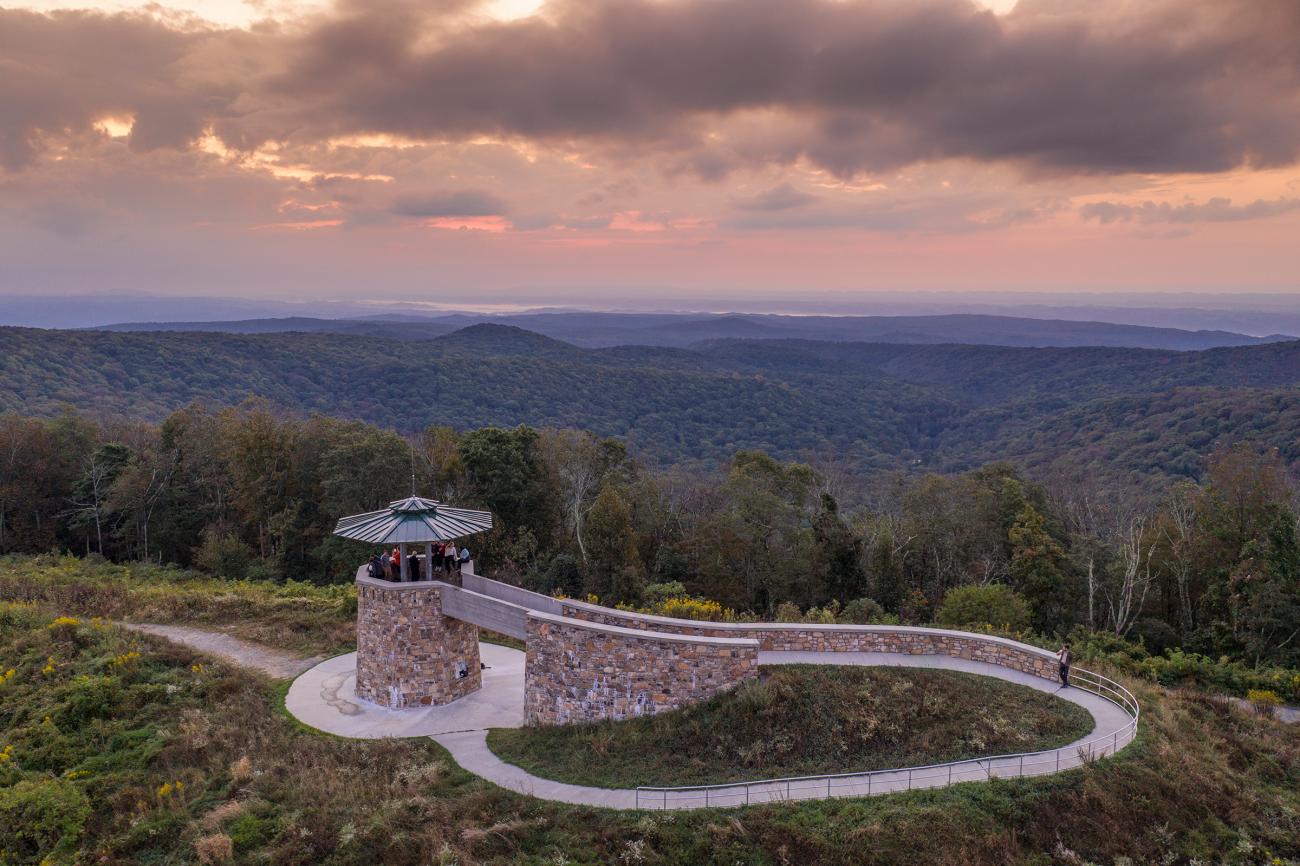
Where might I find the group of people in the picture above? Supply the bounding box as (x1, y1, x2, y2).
(367, 541, 469, 582)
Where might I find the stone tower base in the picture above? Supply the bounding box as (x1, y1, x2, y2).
(355, 575, 481, 708)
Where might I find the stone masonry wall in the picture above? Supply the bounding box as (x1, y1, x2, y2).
(524, 613, 759, 726)
(559, 603, 1058, 681)
(355, 576, 481, 708)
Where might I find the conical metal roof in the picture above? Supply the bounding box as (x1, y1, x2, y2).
(332, 495, 494, 545)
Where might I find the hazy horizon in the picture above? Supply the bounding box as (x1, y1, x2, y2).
(5, 289, 1300, 336)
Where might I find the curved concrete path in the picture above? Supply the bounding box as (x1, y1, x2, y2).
(124, 623, 323, 679)
(284, 642, 525, 737)
(423, 650, 1133, 810)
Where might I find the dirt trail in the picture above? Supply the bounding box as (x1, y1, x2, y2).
(123, 623, 321, 679)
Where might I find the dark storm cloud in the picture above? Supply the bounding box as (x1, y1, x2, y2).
(1081, 197, 1300, 225)
(390, 189, 509, 217)
(3, 0, 1300, 177)
(733, 184, 819, 211)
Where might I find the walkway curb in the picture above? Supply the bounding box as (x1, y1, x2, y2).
(430, 651, 1136, 811)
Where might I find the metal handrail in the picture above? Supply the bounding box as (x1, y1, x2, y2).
(634, 664, 1139, 810)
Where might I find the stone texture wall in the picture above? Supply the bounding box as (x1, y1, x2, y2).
(355, 576, 481, 708)
(524, 612, 759, 726)
(558, 603, 1058, 681)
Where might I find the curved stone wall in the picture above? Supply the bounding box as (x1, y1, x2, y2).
(557, 600, 1058, 681)
(524, 611, 759, 726)
(355, 575, 481, 708)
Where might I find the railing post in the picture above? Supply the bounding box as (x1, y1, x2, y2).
(867, 773, 872, 796)
(1019, 755, 1024, 776)
(1056, 749, 1060, 771)
(827, 777, 832, 798)
(948, 764, 953, 785)
(746, 784, 750, 806)
(705, 787, 709, 807)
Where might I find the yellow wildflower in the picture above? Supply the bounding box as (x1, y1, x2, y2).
(157, 779, 185, 800)
(47, 616, 80, 629)
(0, 744, 14, 763)
(41, 656, 58, 674)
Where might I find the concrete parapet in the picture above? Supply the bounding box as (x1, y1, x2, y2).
(557, 601, 1059, 681)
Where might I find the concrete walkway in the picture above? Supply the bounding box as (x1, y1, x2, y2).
(123, 623, 323, 679)
(284, 643, 525, 738)
(421, 651, 1135, 811)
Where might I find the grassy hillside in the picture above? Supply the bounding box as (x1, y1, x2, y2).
(487, 665, 1093, 788)
(0, 555, 355, 657)
(2, 324, 1298, 482)
(1, 569, 1298, 865)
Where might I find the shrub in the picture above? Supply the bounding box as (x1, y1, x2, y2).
(935, 584, 1032, 632)
(227, 812, 276, 852)
(642, 582, 688, 605)
(1129, 618, 1180, 656)
(618, 592, 751, 623)
(840, 597, 894, 624)
(195, 833, 234, 864)
(1247, 689, 1283, 718)
(0, 778, 91, 864)
(194, 533, 255, 581)
(56, 674, 125, 726)
(774, 601, 802, 623)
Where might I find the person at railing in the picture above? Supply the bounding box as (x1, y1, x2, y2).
(444, 541, 458, 574)
(1057, 643, 1072, 688)
(458, 545, 471, 572)
(380, 549, 393, 580)
(367, 553, 383, 580)
(391, 547, 402, 580)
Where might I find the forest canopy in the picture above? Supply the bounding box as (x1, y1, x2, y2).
(1, 325, 1298, 489)
(1, 405, 1296, 673)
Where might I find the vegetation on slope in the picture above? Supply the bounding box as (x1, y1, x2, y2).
(487, 665, 1093, 788)
(2, 597, 1299, 865)
(0, 555, 355, 657)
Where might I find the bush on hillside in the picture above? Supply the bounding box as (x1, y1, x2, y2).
(194, 533, 255, 581)
(935, 584, 1032, 632)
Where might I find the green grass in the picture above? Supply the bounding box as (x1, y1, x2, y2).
(0, 553, 356, 657)
(487, 665, 1094, 788)
(2, 556, 1299, 865)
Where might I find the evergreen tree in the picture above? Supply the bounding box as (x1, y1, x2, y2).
(583, 487, 646, 603)
(813, 493, 867, 604)
(1008, 503, 1072, 633)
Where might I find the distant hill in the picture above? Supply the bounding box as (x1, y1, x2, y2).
(96, 311, 1292, 351)
(4, 324, 1300, 489)
(100, 316, 458, 341)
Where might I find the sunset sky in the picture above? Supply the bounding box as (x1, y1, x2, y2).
(2, 0, 1298, 309)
